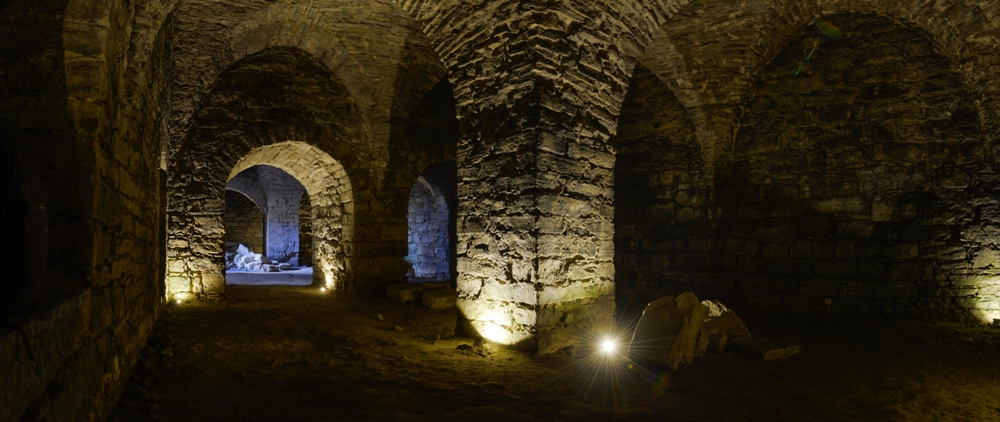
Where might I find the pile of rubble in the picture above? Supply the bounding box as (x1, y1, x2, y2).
(628, 292, 800, 370)
(225, 244, 293, 272)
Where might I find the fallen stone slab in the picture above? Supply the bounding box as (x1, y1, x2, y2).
(278, 263, 292, 271)
(728, 337, 801, 361)
(262, 264, 279, 272)
(387, 282, 450, 304)
(423, 288, 457, 310)
(696, 300, 751, 356)
(628, 292, 709, 370)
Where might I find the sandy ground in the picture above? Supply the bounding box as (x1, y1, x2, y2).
(111, 286, 1000, 422)
(225, 267, 313, 286)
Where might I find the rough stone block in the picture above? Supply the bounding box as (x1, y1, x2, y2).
(696, 300, 751, 356)
(728, 337, 801, 361)
(423, 288, 457, 310)
(627, 292, 709, 370)
(387, 282, 449, 304)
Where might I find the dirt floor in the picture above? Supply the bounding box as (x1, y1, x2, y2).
(110, 285, 1000, 422)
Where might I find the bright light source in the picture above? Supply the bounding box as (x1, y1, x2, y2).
(603, 340, 615, 353)
(175, 299, 182, 305)
(320, 287, 327, 292)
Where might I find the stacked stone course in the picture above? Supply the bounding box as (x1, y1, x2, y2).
(5, 1, 1000, 418)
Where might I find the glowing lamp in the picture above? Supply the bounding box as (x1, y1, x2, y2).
(320, 287, 327, 292)
(603, 340, 615, 353)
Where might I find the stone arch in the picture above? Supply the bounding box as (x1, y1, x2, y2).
(640, 0, 1000, 171)
(226, 8, 376, 156)
(230, 143, 355, 290)
(226, 165, 309, 263)
(223, 188, 266, 255)
(166, 46, 371, 299)
(722, 12, 993, 322)
(610, 63, 705, 323)
(406, 161, 458, 283)
(226, 171, 269, 215)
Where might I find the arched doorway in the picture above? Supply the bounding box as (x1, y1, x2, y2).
(406, 161, 457, 283)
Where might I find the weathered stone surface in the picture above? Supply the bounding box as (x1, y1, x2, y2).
(407, 163, 457, 283)
(696, 300, 751, 356)
(728, 337, 802, 361)
(6, 0, 1000, 418)
(225, 192, 265, 253)
(388, 282, 449, 304)
(628, 293, 709, 370)
(423, 288, 458, 310)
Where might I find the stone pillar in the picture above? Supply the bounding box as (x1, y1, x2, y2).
(422, 2, 637, 354)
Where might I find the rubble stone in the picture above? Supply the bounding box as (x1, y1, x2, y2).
(423, 289, 458, 310)
(628, 293, 709, 370)
(388, 282, 450, 304)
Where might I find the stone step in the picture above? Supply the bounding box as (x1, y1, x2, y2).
(423, 288, 457, 310)
(387, 281, 450, 304)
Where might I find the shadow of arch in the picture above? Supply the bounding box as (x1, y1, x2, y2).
(229, 142, 354, 291)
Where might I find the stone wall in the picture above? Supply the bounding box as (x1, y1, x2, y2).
(613, 64, 714, 322)
(721, 14, 995, 321)
(407, 162, 458, 282)
(299, 192, 313, 267)
(166, 48, 371, 295)
(224, 190, 265, 253)
(0, 0, 171, 420)
(614, 13, 1000, 325)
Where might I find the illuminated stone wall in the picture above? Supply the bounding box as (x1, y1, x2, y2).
(165, 48, 368, 296)
(398, 0, 665, 354)
(407, 162, 458, 282)
(224, 190, 265, 253)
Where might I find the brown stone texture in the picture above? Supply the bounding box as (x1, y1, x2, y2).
(407, 162, 458, 282)
(4, 0, 1000, 418)
(298, 192, 313, 267)
(628, 292, 709, 370)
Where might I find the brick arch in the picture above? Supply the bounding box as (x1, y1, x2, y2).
(230, 143, 355, 290)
